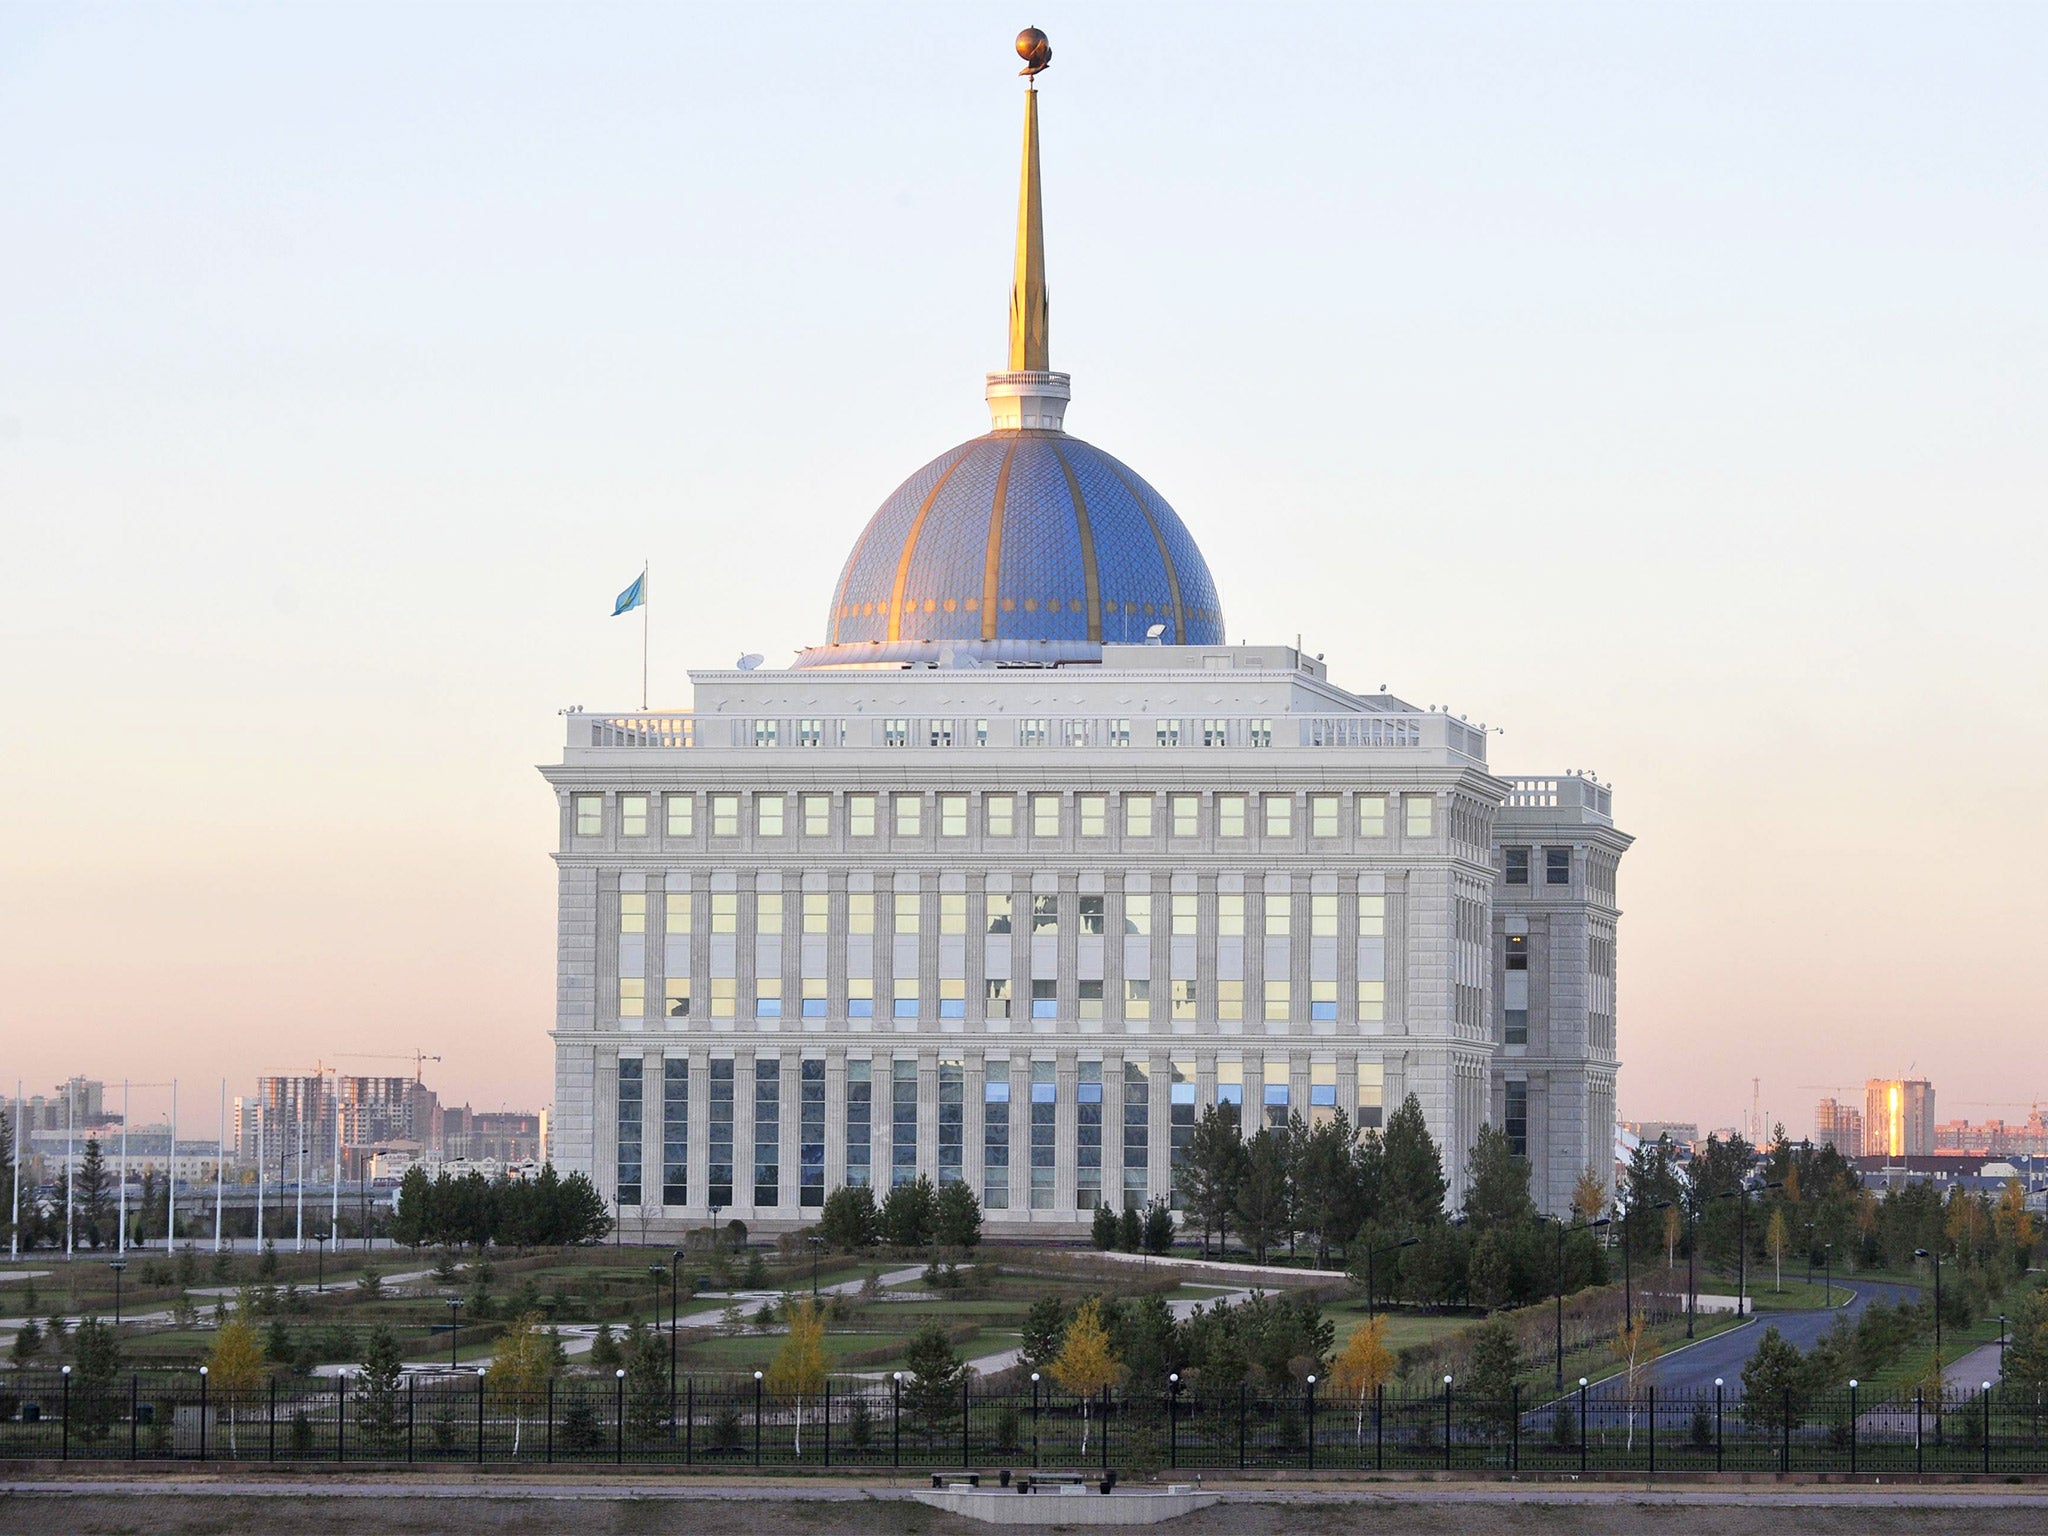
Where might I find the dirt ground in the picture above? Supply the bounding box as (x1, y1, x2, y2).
(7, 1478, 2048, 1536)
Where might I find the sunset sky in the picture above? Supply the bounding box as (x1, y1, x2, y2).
(2, 4, 2043, 1139)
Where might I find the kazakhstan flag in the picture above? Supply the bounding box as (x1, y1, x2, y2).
(612, 569, 647, 616)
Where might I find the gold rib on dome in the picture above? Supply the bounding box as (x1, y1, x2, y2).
(1008, 85, 1050, 372)
(886, 447, 973, 642)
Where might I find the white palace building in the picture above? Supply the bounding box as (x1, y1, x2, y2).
(544, 44, 1630, 1237)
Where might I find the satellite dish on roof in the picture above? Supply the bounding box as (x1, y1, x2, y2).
(737, 654, 764, 671)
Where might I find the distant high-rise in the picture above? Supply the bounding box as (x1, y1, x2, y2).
(1862, 1078, 1935, 1160)
(1813, 1097, 1864, 1156)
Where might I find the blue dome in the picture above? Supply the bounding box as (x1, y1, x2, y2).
(816, 429, 1224, 658)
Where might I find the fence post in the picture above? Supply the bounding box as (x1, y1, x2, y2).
(1510, 1384, 1519, 1473)
(823, 1377, 831, 1468)
(407, 1376, 414, 1465)
(1984, 1385, 1992, 1476)
(755, 1372, 763, 1469)
(1781, 1387, 1791, 1474)
(1238, 1382, 1246, 1470)
(1375, 1383, 1383, 1473)
(963, 1375, 971, 1470)
(1168, 1380, 1177, 1470)
(198, 1368, 207, 1463)
(1101, 1385, 1110, 1474)
(1647, 1384, 1654, 1477)
(892, 1374, 901, 1470)
(1915, 1389, 1923, 1475)
(1578, 1380, 1588, 1476)
(686, 1379, 694, 1465)
(547, 1378, 554, 1465)
(1848, 1382, 1857, 1474)
(477, 1370, 487, 1465)
(1443, 1377, 1453, 1473)
(1714, 1380, 1723, 1473)
(131, 1375, 139, 1462)
(61, 1367, 70, 1463)
(339, 1371, 347, 1464)
(615, 1370, 625, 1466)
(268, 1374, 276, 1463)
(1306, 1376, 1316, 1472)
(1032, 1375, 1040, 1470)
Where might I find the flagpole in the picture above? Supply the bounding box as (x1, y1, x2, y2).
(641, 559, 649, 710)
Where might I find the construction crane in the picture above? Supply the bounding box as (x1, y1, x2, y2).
(334, 1051, 442, 1083)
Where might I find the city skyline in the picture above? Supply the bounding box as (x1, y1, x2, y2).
(4, 5, 2045, 1129)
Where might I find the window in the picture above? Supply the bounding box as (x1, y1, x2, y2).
(1123, 1061, 1150, 1207)
(847, 978, 873, 1019)
(1309, 1061, 1338, 1124)
(1311, 894, 1337, 937)
(1218, 796, 1246, 837)
(891, 1059, 917, 1186)
(1125, 795, 1153, 836)
(1077, 1061, 1102, 1210)
(939, 978, 965, 1019)
(1310, 795, 1338, 838)
(755, 978, 781, 1018)
(619, 976, 645, 1018)
(984, 1075, 1010, 1209)
(1264, 894, 1291, 937)
(1357, 1060, 1385, 1131)
(938, 1060, 964, 1185)
(801, 977, 825, 1018)
(1171, 895, 1197, 936)
(985, 977, 1012, 1018)
(940, 795, 967, 836)
(1264, 1061, 1290, 1129)
(1124, 977, 1150, 1020)
(1505, 1008, 1528, 1046)
(1218, 894, 1244, 937)
(849, 796, 876, 836)
(803, 893, 827, 935)
(1032, 794, 1060, 837)
(662, 1057, 687, 1206)
(1504, 1079, 1528, 1158)
(883, 718, 909, 748)
(1216, 1060, 1244, 1108)
(1358, 894, 1385, 936)
(1264, 978, 1290, 1022)
(1404, 794, 1433, 837)
(800, 1059, 825, 1207)
(1264, 796, 1292, 837)
(1109, 718, 1131, 747)
(756, 796, 784, 836)
(666, 890, 692, 935)
(802, 794, 829, 836)
(1032, 894, 1059, 935)
(665, 977, 691, 1018)
(844, 1059, 871, 1188)
(895, 892, 919, 935)
(1171, 978, 1197, 1020)
(1170, 1063, 1196, 1204)
(1079, 896, 1105, 936)
(1504, 847, 1530, 886)
(1030, 1062, 1056, 1209)
(707, 1059, 734, 1206)
(665, 794, 693, 837)
(1078, 979, 1103, 1021)
(848, 893, 875, 935)
(798, 718, 823, 748)
(620, 892, 646, 935)
(1250, 719, 1273, 748)
(615, 1057, 642, 1204)
(711, 893, 737, 935)
(894, 795, 920, 836)
(1505, 935, 1528, 971)
(1358, 795, 1387, 837)
(711, 795, 739, 836)
(756, 893, 783, 935)
(753, 719, 779, 747)
(1311, 980, 1337, 1022)
(754, 1057, 780, 1206)
(930, 719, 954, 748)
(1217, 979, 1243, 1021)
(985, 795, 1015, 836)
(1124, 896, 1151, 937)
(710, 977, 736, 1019)
(1014, 717, 1048, 746)
(893, 979, 919, 1019)
(1156, 719, 1182, 747)
(1357, 980, 1385, 1022)
(1079, 795, 1107, 836)
(574, 795, 602, 836)
(986, 892, 1013, 934)
(974, 718, 990, 747)
(1546, 847, 1571, 885)
(1171, 795, 1198, 835)
(1202, 718, 1228, 747)
(621, 795, 648, 837)
(940, 893, 966, 935)
(1031, 978, 1057, 1019)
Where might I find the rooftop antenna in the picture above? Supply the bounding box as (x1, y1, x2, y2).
(737, 654, 765, 672)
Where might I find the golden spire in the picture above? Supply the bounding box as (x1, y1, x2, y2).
(1008, 28, 1051, 372)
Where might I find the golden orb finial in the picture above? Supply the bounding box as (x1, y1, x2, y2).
(1016, 26, 1051, 78)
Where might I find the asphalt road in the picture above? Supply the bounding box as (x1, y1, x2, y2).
(1643, 1279, 1921, 1395)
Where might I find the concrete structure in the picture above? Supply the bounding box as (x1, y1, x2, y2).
(1864, 1078, 1936, 1160)
(543, 50, 1630, 1236)
(1813, 1097, 1864, 1156)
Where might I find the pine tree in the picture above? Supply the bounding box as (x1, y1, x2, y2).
(1462, 1124, 1535, 1231)
(820, 1184, 879, 1251)
(77, 1138, 112, 1250)
(1179, 1103, 1247, 1257)
(1740, 1324, 1806, 1432)
(902, 1321, 966, 1445)
(1020, 1295, 1069, 1372)
(1233, 1130, 1290, 1263)
(1465, 1320, 1521, 1432)
(1142, 1198, 1175, 1256)
(355, 1324, 406, 1452)
(391, 1166, 432, 1250)
(1117, 1203, 1143, 1253)
(1378, 1096, 1447, 1228)
(933, 1180, 983, 1251)
(1090, 1202, 1118, 1251)
(70, 1316, 122, 1442)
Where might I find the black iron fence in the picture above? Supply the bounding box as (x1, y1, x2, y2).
(1, 1371, 2044, 1474)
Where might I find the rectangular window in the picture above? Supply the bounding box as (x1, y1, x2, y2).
(662, 1057, 688, 1206)
(1171, 894, 1197, 936)
(1031, 977, 1058, 1020)
(757, 796, 784, 836)
(1309, 1061, 1338, 1125)
(803, 893, 828, 934)
(1505, 934, 1528, 971)
(801, 977, 826, 1018)
(1217, 979, 1243, 1021)
(799, 1059, 825, 1207)
(891, 1059, 917, 1186)
(1546, 847, 1571, 885)
(756, 892, 783, 935)
(1124, 977, 1150, 1020)
(665, 977, 691, 1019)
(1356, 1059, 1385, 1131)
(895, 794, 921, 836)
(665, 794, 693, 837)
(1264, 796, 1292, 837)
(621, 795, 649, 837)
(1032, 794, 1060, 837)
(1264, 1060, 1290, 1130)
(940, 795, 967, 836)
(1171, 978, 1196, 1020)
(1358, 893, 1385, 936)
(1310, 795, 1338, 838)
(1156, 719, 1182, 747)
(1109, 718, 1131, 746)
(1030, 1062, 1056, 1209)
(1078, 978, 1104, 1021)
(985, 976, 1012, 1018)
(619, 976, 645, 1019)
(930, 719, 954, 748)
(803, 794, 829, 836)
(939, 977, 966, 1018)
(1077, 1061, 1103, 1210)
(1171, 794, 1198, 836)
(1404, 794, 1433, 837)
(1311, 980, 1337, 1022)
(893, 979, 919, 1019)
(1505, 1008, 1529, 1046)
(849, 795, 876, 836)
(844, 1059, 872, 1188)
(1504, 847, 1530, 885)
(975, 718, 990, 747)
(986, 892, 1013, 934)
(1216, 1060, 1244, 1108)
(1079, 794, 1107, 836)
(1169, 1062, 1196, 1205)
(848, 894, 875, 935)
(1032, 894, 1059, 935)
(1358, 795, 1387, 837)
(1124, 895, 1151, 937)
(986, 795, 1015, 836)
(666, 890, 692, 935)
(883, 718, 909, 748)
(1202, 717, 1227, 747)
(1218, 894, 1244, 937)
(753, 719, 779, 747)
(1250, 718, 1273, 747)
(1218, 795, 1246, 837)
(1357, 980, 1385, 1022)
(1079, 895, 1105, 936)
(940, 893, 966, 935)
(1264, 978, 1291, 1023)
(1124, 795, 1153, 836)
(620, 892, 647, 935)
(616, 1057, 643, 1205)
(1123, 1061, 1150, 1209)
(710, 977, 736, 1019)
(1504, 1079, 1529, 1158)
(895, 892, 920, 935)
(753, 1058, 780, 1207)
(755, 978, 782, 1018)
(1264, 894, 1291, 937)
(983, 1076, 1010, 1210)
(712, 795, 739, 836)
(711, 893, 737, 935)
(1311, 894, 1337, 937)
(574, 795, 602, 837)
(1020, 717, 1049, 746)
(797, 718, 823, 748)
(938, 1061, 964, 1185)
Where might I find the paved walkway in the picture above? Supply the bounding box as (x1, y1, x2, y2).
(1642, 1280, 1919, 1395)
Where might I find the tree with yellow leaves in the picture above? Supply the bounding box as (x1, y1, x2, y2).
(492, 1310, 559, 1453)
(1329, 1316, 1394, 1444)
(1051, 1298, 1122, 1456)
(1995, 1177, 2038, 1257)
(207, 1313, 266, 1452)
(1570, 1169, 1607, 1227)
(1610, 1317, 1661, 1450)
(766, 1297, 829, 1457)
(1662, 1204, 1682, 1272)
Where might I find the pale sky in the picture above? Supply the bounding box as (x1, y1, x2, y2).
(2, 3, 2043, 1139)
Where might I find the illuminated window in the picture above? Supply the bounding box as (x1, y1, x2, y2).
(1311, 894, 1337, 937)
(1264, 978, 1291, 1022)
(1124, 895, 1151, 937)
(848, 894, 874, 935)
(940, 893, 966, 935)
(1032, 794, 1060, 837)
(711, 795, 739, 836)
(1171, 895, 1197, 936)
(1216, 1060, 1243, 1108)
(1264, 796, 1292, 837)
(666, 892, 691, 935)
(802, 894, 827, 934)
(986, 893, 1013, 934)
(894, 795, 920, 836)
(802, 794, 829, 836)
(1124, 978, 1150, 1020)
(1405, 794, 1433, 837)
(665, 977, 691, 1018)
(801, 977, 826, 1018)
(1217, 979, 1243, 1022)
(1357, 980, 1385, 1022)
(619, 976, 645, 1018)
(940, 795, 967, 836)
(895, 893, 919, 935)
(847, 978, 873, 1018)
(574, 795, 602, 836)
(1264, 1060, 1290, 1129)
(1310, 795, 1338, 838)
(1079, 795, 1107, 836)
(893, 979, 919, 1019)
(710, 977, 736, 1019)
(1170, 978, 1196, 1020)
(1125, 795, 1153, 836)
(756, 795, 784, 836)
(621, 795, 648, 837)
(710, 894, 737, 935)
(1171, 794, 1198, 836)
(620, 893, 646, 935)
(665, 795, 693, 836)
(756, 978, 782, 1018)
(1264, 894, 1291, 937)
(1218, 796, 1246, 837)
(1358, 795, 1387, 837)
(1309, 1061, 1338, 1124)
(1311, 980, 1337, 1022)
(1218, 894, 1244, 937)
(986, 795, 1015, 836)
(756, 893, 783, 936)
(939, 978, 966, 1019)
(849, 796, 876, 836)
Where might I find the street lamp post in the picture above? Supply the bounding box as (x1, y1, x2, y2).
(1364, 1236, 1419, 1321)
(1820, 1242, 1833, 1306)
(1915, 1247, 1944, 1366)
(107, 1259, 127, 1326)
(1549, 1216, 1608, 1391)
(1617, 1204, 1634, 1332)
(315, 1230, 327, 1294)
(808, 1235, 825, 1297)
(446, 1297, 463, 1370)
(670, 1249, 685, 1413)
(1999, 1314, 2008, 1379)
